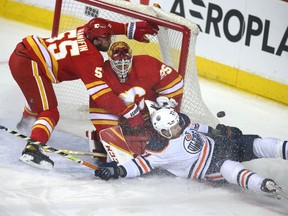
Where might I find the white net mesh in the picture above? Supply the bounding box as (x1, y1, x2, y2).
(53, 0, 218, 126)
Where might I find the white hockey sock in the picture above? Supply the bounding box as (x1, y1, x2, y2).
(220, 160, 264, 191)
(253, 138, 288, 159)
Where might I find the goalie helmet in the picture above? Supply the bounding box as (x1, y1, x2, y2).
(108, 41, 133, 83)
(151, 108, 180, 139)
(84, 18, 113, 42)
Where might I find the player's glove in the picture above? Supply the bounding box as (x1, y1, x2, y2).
(94, 161, 119, 181)
(126, 21, 159, 43)
(156, 96, 178, 109)
(216, 124, 242, 139)
(123, 104, 145, 128)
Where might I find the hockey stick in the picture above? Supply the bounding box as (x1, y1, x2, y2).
(0, 125, 99, 170)
(42, 147, 107, 158)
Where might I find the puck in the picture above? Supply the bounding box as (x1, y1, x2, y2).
(217, 111, 226, 118)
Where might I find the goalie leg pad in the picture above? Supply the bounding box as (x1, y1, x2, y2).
(87, 130, 107, 162)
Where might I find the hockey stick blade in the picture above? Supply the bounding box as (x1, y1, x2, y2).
(0, 125, 6, 130)
(0, 124, 100, 170)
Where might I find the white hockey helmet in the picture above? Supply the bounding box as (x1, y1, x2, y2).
(151, 108, 180, 139)
(108, 41, 133, 83)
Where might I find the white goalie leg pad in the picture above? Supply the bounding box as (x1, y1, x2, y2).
(220, 160, 264, 191)
(253, 138, 288, 159)
(87, 130, 98, 152)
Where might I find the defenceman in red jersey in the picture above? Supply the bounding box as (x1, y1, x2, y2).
(8, 18, 159, 169)
(94, 106, 288, 198)
(88, 41, 183, 153)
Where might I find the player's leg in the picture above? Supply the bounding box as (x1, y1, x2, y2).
(233, 134, 287, 161)
(9, 51, 59, 169)
(253, 137, 287, 159)
(232, 135, 260, 162)
(16, 102, 38, 131)
(220, 160, 278, 193)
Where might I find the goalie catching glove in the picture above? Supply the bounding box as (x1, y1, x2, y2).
(126, 21, 159, 43)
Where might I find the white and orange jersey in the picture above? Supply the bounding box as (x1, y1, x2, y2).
(120, 126, 215, 180)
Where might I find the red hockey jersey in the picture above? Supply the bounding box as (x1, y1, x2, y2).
(90, 55, 183, 130)
(20, 23, 133, 117)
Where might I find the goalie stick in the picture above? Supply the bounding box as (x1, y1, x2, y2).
(0, 125, 99, 170)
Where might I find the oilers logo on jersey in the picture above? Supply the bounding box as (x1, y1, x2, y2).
(183, 129, 204, 154)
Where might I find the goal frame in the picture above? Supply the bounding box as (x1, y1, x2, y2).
(52, 0, 190, 78)
(51, 0, 219, 127)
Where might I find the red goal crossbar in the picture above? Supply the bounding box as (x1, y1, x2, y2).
(51, 0, 190, 77)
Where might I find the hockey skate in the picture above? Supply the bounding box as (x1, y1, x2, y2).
(261, 178, 288, 200)
(19, 142, 54, 170)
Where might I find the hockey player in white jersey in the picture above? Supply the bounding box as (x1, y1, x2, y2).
(94, 106, 288, 197)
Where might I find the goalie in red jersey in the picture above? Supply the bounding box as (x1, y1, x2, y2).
(8, 17, 159, 169)
(88, 41, 184, 155)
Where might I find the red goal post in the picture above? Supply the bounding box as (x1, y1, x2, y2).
(52, 0, 218, 126)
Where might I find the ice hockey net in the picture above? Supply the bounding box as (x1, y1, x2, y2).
(52, 0, 219, 127)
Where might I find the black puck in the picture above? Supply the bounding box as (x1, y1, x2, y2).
(217, 111, 226, 118)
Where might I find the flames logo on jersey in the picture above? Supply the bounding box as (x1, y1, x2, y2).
(183, 129, 204, 154)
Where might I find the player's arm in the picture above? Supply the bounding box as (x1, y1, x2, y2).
(89, 82, 144, 128)
(152, 59, 184, 111)
(193, 123, 243, 139)
(94, 154, 154, 180)
(108, 20, 159, 43)
(212, 124, 243, 139)
(176, 110, 243, 139)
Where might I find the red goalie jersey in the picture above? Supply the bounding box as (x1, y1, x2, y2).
(89, 54, 184, 133)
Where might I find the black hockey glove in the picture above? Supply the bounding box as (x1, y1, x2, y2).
(216, 124, 242, 139)
(94, 161, 119, 181)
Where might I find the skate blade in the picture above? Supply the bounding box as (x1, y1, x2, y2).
(272, 185, 288, 200)
(19, 154, 53, 170)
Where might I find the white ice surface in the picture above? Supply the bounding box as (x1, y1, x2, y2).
(0, 18, 288, 216)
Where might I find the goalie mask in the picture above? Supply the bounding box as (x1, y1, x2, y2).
(151, 108, 180, 139)
(84, 18, 113, 41)
(108, 41, 133, 83)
